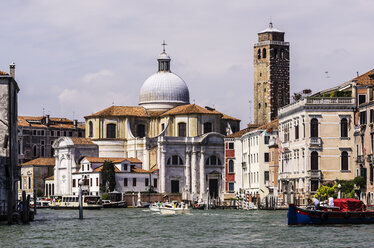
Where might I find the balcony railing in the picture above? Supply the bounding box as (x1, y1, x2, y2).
(356, 155, 364, 164)
(308, 170, 322, 179)
(310, 137, 322, 147)
(279, 172, 291, 180)
(367, 154, 373, 163)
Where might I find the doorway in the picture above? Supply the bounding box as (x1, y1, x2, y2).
(171, 180, 179, 193)
(209, 179, 218, 198)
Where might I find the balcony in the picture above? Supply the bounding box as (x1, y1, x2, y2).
(356, 155, 365, 164)
(367, 154, 373, 163)
(309, 137, 322, 147)
(308, 170, 322, 179)
(279, 172, 291, 180)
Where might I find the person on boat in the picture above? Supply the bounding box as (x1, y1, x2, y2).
(328, 194, 334, 207)
(311, 196, 320, 210)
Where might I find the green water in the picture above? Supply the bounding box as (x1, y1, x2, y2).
(0, 208, 373, 247)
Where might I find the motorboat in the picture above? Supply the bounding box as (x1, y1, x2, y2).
(149, 202, 162, 212)
(159, 202, 191, 215)
(102, 200, 127, 208)
(30, 199, 52, 209)
(49, 195, 102, 210)
(288, 198, 374, 225)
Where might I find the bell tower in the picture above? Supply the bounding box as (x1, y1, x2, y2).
(253, 22, 290, 125)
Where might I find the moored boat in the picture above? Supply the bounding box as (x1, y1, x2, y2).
(159, 202, 190, 215)
(49, 195, 102, 210)
(102, 200, 127, 208)
(288, 198, 374, 225)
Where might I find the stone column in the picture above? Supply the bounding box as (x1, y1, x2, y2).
(191, 147, 197, 196)
(185, 148, 191, 193)
(160, 145, 166, 193)
(199, 148, 205, 200)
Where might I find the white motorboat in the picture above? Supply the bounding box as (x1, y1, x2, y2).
(159, 202, 190, 215)
(49, 195, 102, 210)
(149, 202, 162, 212)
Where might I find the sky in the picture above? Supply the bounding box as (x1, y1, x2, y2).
(0, 0, 373, 127)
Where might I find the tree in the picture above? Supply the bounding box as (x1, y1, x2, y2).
(100, 160, 116, 193)
(315, 184, 336, 201)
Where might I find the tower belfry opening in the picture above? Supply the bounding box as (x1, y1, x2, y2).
(253, 22, 290, 125)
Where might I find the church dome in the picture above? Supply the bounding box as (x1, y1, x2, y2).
(139, 45, 190, 111)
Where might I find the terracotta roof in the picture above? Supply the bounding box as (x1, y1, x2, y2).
(147, 110, 165, 117)
(21, 157, 55, 166)
(354, 69, 374, 86)
(226, 120, 278, 138)
(212, 110, 241, 121)
(85, 106, 148, 118)
(131, 168, 158, 173)
(0, 70, 9, 75)
(258, 119, 279, 132)
(161, 104, 222, 117)
(18, 116, 85, 130)
(84, 157, 141, 164)
(71, 138, 95, 145)
(94, 166, 121, 173)
(45, 176, 54, 180)
(227, 127, 253, 138)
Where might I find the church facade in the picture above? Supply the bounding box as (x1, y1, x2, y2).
(82, 47, 240, 202)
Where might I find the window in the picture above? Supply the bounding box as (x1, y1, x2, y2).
(295, 124, 299, 140)
(359, 95, 366, 105)
(205, 155, 222, 165)
(203, 122, 212, 134)
(133, 178, 137, 187)
(124, 178, 128, 187)
(73, 179, 76, 187)
(228, 160, 234, 173)
(137, 124, 145, 138)
(280, 49, 284, 59)
(124, 164, 128, 171)
(370, 165, 373, 185)
(228, 182, 234, 193)
(310, 118, 318, 137)
(57, 131, 60, 136)
(154, 178, 158, 188)
(264, 171, 269, 182)
(51, 130, 55, 136)
(96, 178, 98, 186)
(264, 153, 269, 162)
(311, 151, 318, 170)
(311, 180, 319, 192)
(178, 122, 186, 137)
(106, 123, 116, 138)
(228, 142, 234, 149)
(341, 151, 349, 171)
(274, 48, 278, 59)
(41, 146, 45, 157)
(90, 178, 92, 187)
(88, 121, 93, 137)
(145, 178, 149, 187)
(258, 103, 261, 109)
(33, 145, 38, 157)
(360, 111, 367, 125)
(264, 136, 270, 144)
(340, 118, 348, 138)
(370, 109, 374, 123)
(257, 49, 261, 59)
(161, 123, 165, 131)
(262, 48, 266, 58)
(28, 177, 31, 189)
(167, 155, 183, 165)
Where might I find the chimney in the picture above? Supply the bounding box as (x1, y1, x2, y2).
(45, 115, 50, 126)
(9, 62, 15, 78)
(73, 120, 78, 128)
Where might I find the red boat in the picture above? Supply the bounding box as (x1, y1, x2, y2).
(288, 198, 374, 225)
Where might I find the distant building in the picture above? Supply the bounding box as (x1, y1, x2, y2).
(18, 157, 55, 199)
(253, 22, 290, 126)
(0, 64, 20, 221)
(18, 115, 85, 164)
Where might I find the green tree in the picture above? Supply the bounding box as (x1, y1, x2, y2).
(36, 188, 44, 197)
(353, 176, 366, 189)
(336, 179, 356, 198)
(315, 184, 336, 200)
(100, 160, 116, 193)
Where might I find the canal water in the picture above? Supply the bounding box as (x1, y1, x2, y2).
(1, 208, 373, 247)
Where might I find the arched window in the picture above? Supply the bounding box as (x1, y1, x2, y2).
(262, 48, 266, 58)
(178, 122, 186, 137)
(310, 118, 318, 137)
(258, 103, 261, 109)
(88, 121, 93, 137)
(33, 145, 37, 157)
(205, 155, 222, 166)
(311, 151, 318, 170)
(167, 155, 183, 165)
(280, 49, 284, 59)
(228, 160, 234, 173)
(28, 177, 31, 189)
(257, 49, 261, 59)
(341, 118, 348, 138)
(106, 123, 116, 138)
(203, 122, 212, 134)
(137, 124, 145, 138)
(274, 48, 278, 59)
(341, 151, 348, 171)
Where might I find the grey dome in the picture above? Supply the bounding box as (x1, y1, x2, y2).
(139, 71, 190, 108)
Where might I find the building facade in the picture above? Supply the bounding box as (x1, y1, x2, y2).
(18, 115, 85, 164)
(278, 97, 356, 206)
(253, 22, 290, 126)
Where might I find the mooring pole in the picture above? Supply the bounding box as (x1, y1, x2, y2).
(33, 188, 37, 215)
(79, 180, 83, 219)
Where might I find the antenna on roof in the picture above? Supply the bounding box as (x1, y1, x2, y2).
(73, 111, 75, 120)
(269, 16, 273, 28)
(112, 101, 115, 106)
(325, 71, 330, 78)
(161, 40, 167, 52)
(357, 71, 359, 77)
(42, 108, 45, 116)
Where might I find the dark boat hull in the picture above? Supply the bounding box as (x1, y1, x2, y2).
(288, 204, 374, 225)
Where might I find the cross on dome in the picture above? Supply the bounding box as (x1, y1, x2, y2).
(162, 40, 167, 52)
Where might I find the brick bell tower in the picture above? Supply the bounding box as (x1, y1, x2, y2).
(253, 22, 290, 125)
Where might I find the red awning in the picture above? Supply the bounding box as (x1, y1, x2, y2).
(334, 198, 363, 212)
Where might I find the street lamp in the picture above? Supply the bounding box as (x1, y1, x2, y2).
(79, 179, 84, 219)
(206, 187, 209, 210)
(338, 183, 342, 199)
